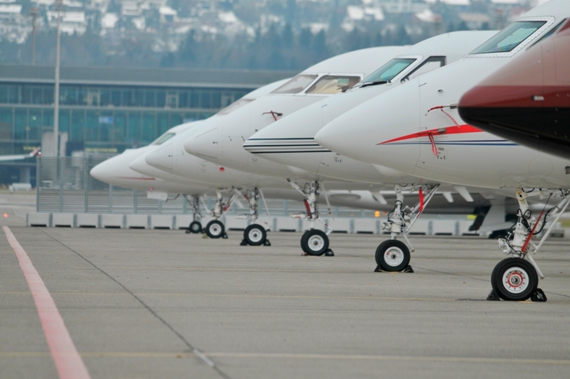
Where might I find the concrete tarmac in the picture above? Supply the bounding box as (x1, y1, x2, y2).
(1, 209, 570, 378)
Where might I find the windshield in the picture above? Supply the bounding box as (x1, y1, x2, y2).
(151, 132, 176, 146)
(358, 58, 416, 86)
(216, 98, 254, 115)
(471, 21, 546, 54)
(305, 75, 361, 94)
(271, 75, 318, 94)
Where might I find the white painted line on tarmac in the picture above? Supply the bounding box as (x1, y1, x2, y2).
(3, 226, 91, 379)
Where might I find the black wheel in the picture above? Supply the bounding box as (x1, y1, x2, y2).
(243, 224, 267, 246)
(375, 240, 410, 271)
(300, 229, 329, 256)
(205, 220, 225, 239)
(491, 258, 538, 301)
(188, 221, 202, 234)
(300, 230, 311, 253)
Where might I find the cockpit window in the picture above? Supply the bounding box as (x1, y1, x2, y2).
(216, 98, 254, 115)
(401, 56, 446, 83)
(471, 21, 546, 54)
(151, 132, 176, 146)
(530, 19, 567, 48)
(357, 58, 416, 87)
(305, 75, 361, 94)
(271, 75, 318, 94)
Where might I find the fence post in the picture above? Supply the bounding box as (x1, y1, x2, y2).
(109, 184, 113, 213)
(133, 190, 138, 214)
(35, 157, 40, 212)
(58, 157, 64, 212)
(84, 158, 88, 213)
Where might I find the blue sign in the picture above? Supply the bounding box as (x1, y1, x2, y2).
(99, 116, 114, 124)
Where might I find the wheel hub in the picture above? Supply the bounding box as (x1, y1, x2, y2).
(210, 224, 222, 235)
(249, 229, 262, 242)
(384, 247, 404, 267)
(503, 267, 528, 294)
(308, 235, 324, 251)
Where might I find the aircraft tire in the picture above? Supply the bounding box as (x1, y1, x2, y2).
(301, 229, 329, 256)
(491, 258, 538, 301)
(205, 220, 225, 239)
(244, 224, 266, 246)
(375, 240, 410, 271)
(188, 221, 202, 234)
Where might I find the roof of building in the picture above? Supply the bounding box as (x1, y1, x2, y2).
(0, 65, 297, 89)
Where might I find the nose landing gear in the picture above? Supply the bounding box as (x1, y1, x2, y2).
(487, 188, 570, 302)
(238, 188, 271, 247)
(184, 195, 203, 234)
(289, 180, 334, 256)
(374, 184, 439, 272)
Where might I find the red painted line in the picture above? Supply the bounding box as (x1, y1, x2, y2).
(378, 124, 482, 145)
(3, 226, 91, 379)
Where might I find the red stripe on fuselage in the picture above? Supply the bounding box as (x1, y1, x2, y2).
(378, 124, 482, 145)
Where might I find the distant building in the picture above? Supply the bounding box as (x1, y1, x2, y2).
(0, 64, 295, 185)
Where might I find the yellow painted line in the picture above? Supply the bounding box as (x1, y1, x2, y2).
(205, 352, 570, 365)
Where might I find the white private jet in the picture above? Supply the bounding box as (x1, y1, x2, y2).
(314, 0, 570, 300)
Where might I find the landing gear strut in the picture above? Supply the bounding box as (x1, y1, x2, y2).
(375, 184, 439, 272)
(289, 180, 334, 256)
(238, 188, 271, 247)
(184, 195, 203, 234)
(201, 189, 235, 239)
(487, 188, 570, 302)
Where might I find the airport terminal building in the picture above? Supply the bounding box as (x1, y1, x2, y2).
(0, 65, 294, 185)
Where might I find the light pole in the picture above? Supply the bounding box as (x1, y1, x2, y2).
(53, 0, 62, 157)
(30, 7, 37, 65)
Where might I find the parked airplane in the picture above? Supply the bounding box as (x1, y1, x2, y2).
(458, 19, 570, 160)
(0, 147, 41, 161)
(314, 0, 570, 300)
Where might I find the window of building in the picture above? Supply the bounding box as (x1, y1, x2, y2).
(100, 89, 111, 107)
(14, 109, 27, 140)
(111, 89, 122, 107)
(73, 110, 88, 142)
(156, 90, 166, 108)
(114, 111, 126, 143)
(127, 111, 141, 146)
(141, 112, 155, 143)
(166, 91, 178, 108)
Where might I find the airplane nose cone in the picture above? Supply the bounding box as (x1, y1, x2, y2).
(90, 161, 110, 183)
(145, 144, 174, 173)
(129, 154, 156, 177)
(184, 126, 218, 161)
(314, 119, 363, 161)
